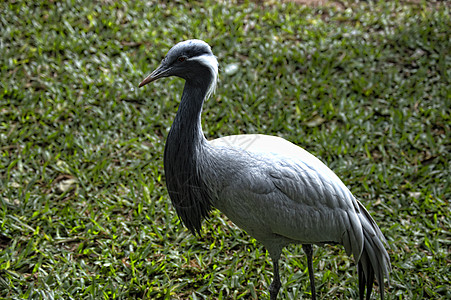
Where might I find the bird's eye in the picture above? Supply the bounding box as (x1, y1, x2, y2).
(178, 56, 186, 62)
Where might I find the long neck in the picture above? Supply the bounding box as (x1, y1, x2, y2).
(163, 76, 213, 235)
(169, 80, 208, 148)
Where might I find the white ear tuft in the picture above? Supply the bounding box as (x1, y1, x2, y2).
(190, 54, 219, 101)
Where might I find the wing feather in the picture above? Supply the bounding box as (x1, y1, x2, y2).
(208, 134, 364, 257)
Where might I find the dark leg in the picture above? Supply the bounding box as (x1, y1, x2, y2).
(303, 244, 316, 300)
(269, 259, 281, 300)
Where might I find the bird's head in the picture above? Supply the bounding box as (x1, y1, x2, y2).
(139, 39, 218, 90)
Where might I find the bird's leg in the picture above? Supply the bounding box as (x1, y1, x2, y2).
(303, 244, 316, 300)
(269, 259, 281, 300)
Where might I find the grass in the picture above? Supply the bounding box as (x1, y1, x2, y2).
(0, 0, 449, 299)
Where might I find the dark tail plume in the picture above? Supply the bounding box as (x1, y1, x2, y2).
(356, 201, 391, 300)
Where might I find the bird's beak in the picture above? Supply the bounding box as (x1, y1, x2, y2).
(138, 64, 168, 88)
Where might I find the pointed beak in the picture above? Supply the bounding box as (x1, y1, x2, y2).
(138, 64, 168, 88)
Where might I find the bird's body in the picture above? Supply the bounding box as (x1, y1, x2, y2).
(139, 39, 390, 299)
(209, 134, 360, 247)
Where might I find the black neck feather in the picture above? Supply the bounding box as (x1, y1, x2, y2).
(163, 72, 214, 235)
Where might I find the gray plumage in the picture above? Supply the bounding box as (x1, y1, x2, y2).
(139, 39, 391, 300)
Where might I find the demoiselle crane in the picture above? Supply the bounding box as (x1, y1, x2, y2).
(138, 39, 390, 300)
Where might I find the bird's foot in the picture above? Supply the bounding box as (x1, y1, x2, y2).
(269, 279, 281, 300)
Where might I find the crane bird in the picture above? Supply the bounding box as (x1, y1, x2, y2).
(138, 39, 390, 300)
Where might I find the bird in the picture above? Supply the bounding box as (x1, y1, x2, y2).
(138, 39, 391, 300)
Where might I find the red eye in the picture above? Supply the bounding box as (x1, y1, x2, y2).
(178, 56, 186, 62)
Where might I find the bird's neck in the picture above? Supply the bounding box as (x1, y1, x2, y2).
(171, 80, 209, 147)
(163, 78, 214, 234)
